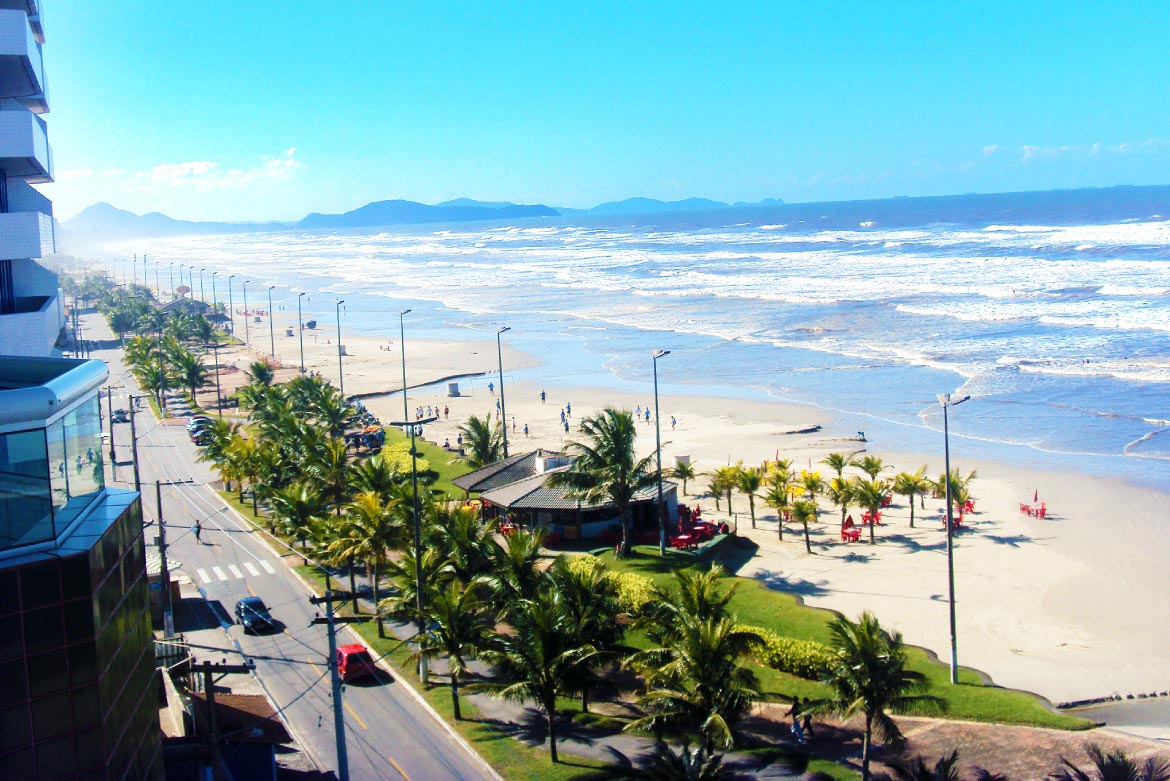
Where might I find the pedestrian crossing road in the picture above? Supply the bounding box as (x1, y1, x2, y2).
(196, 559, 277, 583)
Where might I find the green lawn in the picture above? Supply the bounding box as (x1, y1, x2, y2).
(599, 546, 1092, 731)
(380, 425, 473, 496)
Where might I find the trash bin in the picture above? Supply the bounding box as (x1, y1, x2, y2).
(447, 382, 460, 397)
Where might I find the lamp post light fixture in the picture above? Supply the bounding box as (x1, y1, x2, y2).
(937, 392, 970, 686)
(398, 308, 427, 682)
(227, 274, 236, 337)
(497, 326, 511, 458)
(653, 349, 671, 555)
(297, 292, 307, 373)
(267, 285, 276, 360)
(199, 267, 206, 305)
(335, 300, 346, 397)
(242, 280, 250, 344)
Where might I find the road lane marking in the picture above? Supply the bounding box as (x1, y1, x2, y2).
(244, 562, 260, 577)
(228, 564, 243, 579)
(212, 566, 227, 581)
(344, 702, 368, 730)
(197, 569, 211, 584)
(260, 560, 276, 574)
(389, 757, 412, 781)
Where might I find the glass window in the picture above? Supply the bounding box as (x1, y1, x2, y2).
(47, 396, 105, 533)
(0, 703, 31, 748)
(31, 692, 71, 740)
(0, 427, 52, 551)
(35, 734, 77, 779)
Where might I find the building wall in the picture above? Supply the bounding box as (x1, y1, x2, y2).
(0, 494, 163, 780)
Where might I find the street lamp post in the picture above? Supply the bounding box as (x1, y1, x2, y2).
(153, 261, 160, 297)
(937, 392, 970, 686)
(653, 349, 671, 555)
(132, 254, 137, 288)
(496, 326, 511, 458)
(335, 300, 346, 397)
(297, 292, 307, 373)
(168, 263, 175, 299)
(211, 272, 219, 316)
(208, 343, 223, 418)
(399, 309, 427, 681)
(267, 286, 276, 360)
(227, 275, 236, 337)
(199, 267, 206, 305)
(242, 281, 250, 344)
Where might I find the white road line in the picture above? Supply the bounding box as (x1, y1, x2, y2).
(228, 565, 243, 579)
(244, 562, 260, 577)
(260, 561, 276, 575)
(212, 566, 227, 581)
(197, 569, 211, 584)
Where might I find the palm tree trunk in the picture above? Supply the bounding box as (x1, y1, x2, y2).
(581, 683, 589, 714)
(778, 510, 784, 541)
(349, 557, 359, 613)
(749, 495, 756, 529)
(373, 558, 384, 638)
(909, 498, 915, 528)
(546, 704, 559, 763)
(451, 674, 461, 720)
(619, 505, 631, 558)
(251, 490, 258, 516)
(804, 521, 811, 554)
(862, 714, 872, 781)
(869, 509, 876, 545)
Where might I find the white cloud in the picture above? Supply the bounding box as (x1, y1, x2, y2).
(982, 144, 999, 157)
(1020, 138, 1166, 163)
(122, 148, 302, 192)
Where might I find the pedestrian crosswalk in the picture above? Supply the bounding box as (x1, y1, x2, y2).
(197, 559, 279, 584)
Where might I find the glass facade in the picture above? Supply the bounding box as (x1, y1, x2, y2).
(0, 496, 162, 780)
(0, 395, 105, 554)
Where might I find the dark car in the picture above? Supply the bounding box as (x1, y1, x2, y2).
(111, 409, 130, 424)
(235, 597, 274, 634)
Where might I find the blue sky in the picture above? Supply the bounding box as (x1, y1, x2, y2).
(43, 1, 1170, 221)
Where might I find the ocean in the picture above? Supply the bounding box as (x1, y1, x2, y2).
(120, 185, 1170, 490)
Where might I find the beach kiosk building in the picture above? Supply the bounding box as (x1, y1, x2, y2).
(453, 449, 678, 542)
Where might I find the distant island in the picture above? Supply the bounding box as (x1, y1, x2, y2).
(59, 195, 788, 242)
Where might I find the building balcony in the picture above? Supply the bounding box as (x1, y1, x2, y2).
(0, 9, 46, 111)
(0, 208, 53, 257)
(0, 289, 61, 356)
(0, 1, 42, 44)
(0, 105, 50, 181)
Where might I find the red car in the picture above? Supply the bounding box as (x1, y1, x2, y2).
(336, 644, 377, 682)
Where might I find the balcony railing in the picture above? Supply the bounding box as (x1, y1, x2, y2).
(0, 106, 50, 181)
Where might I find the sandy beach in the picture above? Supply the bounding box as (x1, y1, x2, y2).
(215, 311, 1170, 706)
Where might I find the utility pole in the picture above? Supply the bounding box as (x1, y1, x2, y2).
(128, 396, 142, 492)
(156, 480, 175, 638)
(192, 660, 254, 781)
(106, 386, 116, 462)
(309, 591, 353, 781)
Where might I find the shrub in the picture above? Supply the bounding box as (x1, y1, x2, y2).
(740, 624, 836, 680)
(565, 555, 656, 614)
(381, 441, 431, 474)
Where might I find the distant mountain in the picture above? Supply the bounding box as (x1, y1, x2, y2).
(436, 198, 519, 209)
(579, 197, 731, 216)
(734, 197, 785, 207)
(62, 202, 291, 240)
(297, 199, 558, 230)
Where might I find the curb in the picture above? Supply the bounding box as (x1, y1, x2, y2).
(218, 493, 505, 781)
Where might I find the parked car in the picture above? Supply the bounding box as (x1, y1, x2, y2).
(111, 409, 130, 424)
(234, 597, 275, 634)
(186, 416, 212, 431)
(336, 644, 378, 682)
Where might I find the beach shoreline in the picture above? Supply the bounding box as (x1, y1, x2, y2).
(217, 313, 1170, 706)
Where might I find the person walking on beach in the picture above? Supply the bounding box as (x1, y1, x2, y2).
(566, 401, 571, 416)
(443, 405, 449, 419)
(540, 389, 546, 404)
(488, 381, 494, 395)
(523, 423, 529, 437)
(645, 408, 651, 424)
(671, 415, 677, 430)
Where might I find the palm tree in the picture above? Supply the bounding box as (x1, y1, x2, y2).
(822, 451, 858, 481)
(799, 471, 826, 505)
(413, 578, 494, 719)
(1051, 745, 1170, 781)
(638, 565, 736, 643)
(547, 408, 657, 558)
(826, 476, 855, 528)
(706, 472, 727, 512)
(626, 613, 764, 754)
(713, 466, 738, 514)
(763, 480, 790, 541)
(547, 556, 626, 713)
(173, 348, 209, 403)
(328, 491, 405, 636)
(735, 465, 762, 529)
(473, 589, 597, 763)
(379, 545, 455, 625)
(583, 741, 734, 781)
(484, 527, 547, 611)
(817, 611, 942, 781)
(304, 436, 350, 515)
(428, 503, 498, 584)
(853, 478, 891, 545)
(858, 455, 887, 481)
(791, 498, 818, 554)
(457, 414, 503, 468)
(245, 359, 275, 387)
(267, 482, 330, 551)
(670, 461, 697, 496)
(893, 467, 932, 528)
(348, 453, 402, 502)
(879, 750, 1007, 781)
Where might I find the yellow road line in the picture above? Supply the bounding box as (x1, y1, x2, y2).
(344, 702, 368, 730)
(389, 757, 412, 781)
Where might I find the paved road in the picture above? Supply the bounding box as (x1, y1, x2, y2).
(89, 316, 495, 781)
